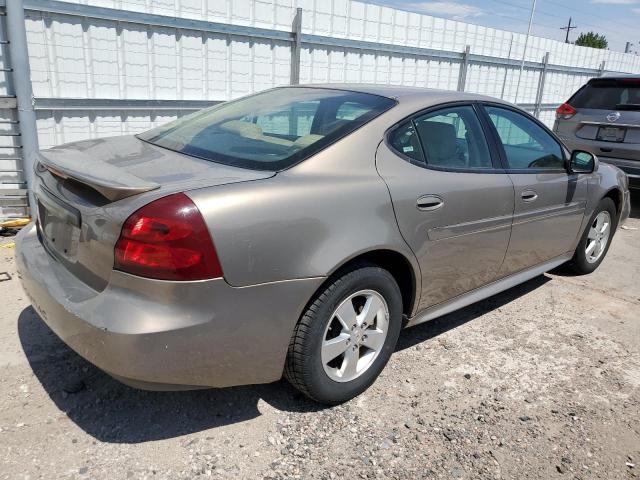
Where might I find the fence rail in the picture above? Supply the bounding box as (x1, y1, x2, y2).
(32, 98, 221, 111)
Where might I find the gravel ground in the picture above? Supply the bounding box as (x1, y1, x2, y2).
(1, 195, 639, 480)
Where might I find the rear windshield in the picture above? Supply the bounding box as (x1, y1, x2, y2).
(137, 87, 396, 171)
(571, 78, 640, 110)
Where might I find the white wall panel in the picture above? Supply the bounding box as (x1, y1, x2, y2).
(344, 50, 360, 83)
(537, 110, 556, 128)
(181, 31, 205, 100)
(88, 20, 121, 98)
(149, 27, 175, 99)
(36, 109, 184, 149)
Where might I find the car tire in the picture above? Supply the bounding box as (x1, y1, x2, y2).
(570, 197, 617, 275)
(284, 264, 403, 405)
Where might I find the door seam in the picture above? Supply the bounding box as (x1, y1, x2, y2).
(374, 138, 424, 314)
(495, 172, 517, 278)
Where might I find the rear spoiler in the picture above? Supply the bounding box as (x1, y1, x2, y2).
(37, 152, 160, 202)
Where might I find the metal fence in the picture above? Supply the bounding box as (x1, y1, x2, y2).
(2, 0, 640, 220)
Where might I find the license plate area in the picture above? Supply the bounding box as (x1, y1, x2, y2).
(597, 126, 626, 142)
(37, 190, 81, 259)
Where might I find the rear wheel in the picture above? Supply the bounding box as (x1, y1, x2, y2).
(570, 197, 616, 274)
(284, 265, 402, 404)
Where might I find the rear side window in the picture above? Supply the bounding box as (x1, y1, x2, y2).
(389, 122, 424, 163)
(486, 106, 564, 170)
(571, 78, 640, 110)
(413, 106, 493, 169)
(138, 88, 395, 171)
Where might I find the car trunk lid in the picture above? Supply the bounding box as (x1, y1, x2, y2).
(33, 135, 275, 291)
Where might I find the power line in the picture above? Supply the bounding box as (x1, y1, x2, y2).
(539, 0, 640, 35)
(486, 0, 639, 42)
(514, 0, 536, 104)
(368, 0, 636, 49)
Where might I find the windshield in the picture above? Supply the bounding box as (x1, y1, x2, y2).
(571, 78, 640, 110)
(137, 87, 396, 171)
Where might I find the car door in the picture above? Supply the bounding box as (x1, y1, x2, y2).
(376, 103, 515, 312)
(481, 104, 588, 276)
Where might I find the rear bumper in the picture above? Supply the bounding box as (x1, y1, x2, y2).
(16, 223, 322, 389)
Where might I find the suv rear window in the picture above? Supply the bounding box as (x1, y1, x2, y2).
(571, 78, 640, 110)
(137, 87, 395, 171)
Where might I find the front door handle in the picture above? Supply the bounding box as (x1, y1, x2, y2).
(521, 190, 538, 202)
(416, 195, 444, 211)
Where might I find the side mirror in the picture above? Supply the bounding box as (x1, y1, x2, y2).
(569, 150, 597, 174)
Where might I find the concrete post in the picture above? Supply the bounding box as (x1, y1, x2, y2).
(6, 0, 38, 215)
(457, 45, 470, 92)
(533, 52, 549, 118)
(598, 60, 606, 77)
(290, 8, 302, 85)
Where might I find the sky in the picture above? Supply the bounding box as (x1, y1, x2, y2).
(367, 0, 640, 53)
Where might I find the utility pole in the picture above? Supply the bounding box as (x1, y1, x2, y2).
(514, 0, 537, 105)
(560, 17, 577, 43)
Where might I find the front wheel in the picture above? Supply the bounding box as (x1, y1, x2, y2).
(284, 265, 403, 405)
(570, 197, 616, 274)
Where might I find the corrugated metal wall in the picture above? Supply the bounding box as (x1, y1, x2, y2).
(25, 1, 640, 149)
(25, 0, 640, 150)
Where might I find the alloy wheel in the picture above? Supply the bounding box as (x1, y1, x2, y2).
(585, 211, 611, 264)
(321, 290, 389, 383)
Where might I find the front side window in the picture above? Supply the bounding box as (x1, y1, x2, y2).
(485, 106, 564, 170)
(137, 88, 395, 171)
(412, 105, 493, 169)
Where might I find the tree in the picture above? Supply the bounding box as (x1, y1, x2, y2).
(575, 32, 608, 49)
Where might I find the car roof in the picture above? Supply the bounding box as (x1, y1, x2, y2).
(593, 73, 640, 80)
(295, 83, 512, 107)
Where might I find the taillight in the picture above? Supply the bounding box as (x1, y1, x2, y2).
(556, 103, 577, 119)
(114, 193, 223, 281)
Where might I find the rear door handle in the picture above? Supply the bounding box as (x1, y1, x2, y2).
(416, 195, 444, 211)
(521, 190, 538, 202)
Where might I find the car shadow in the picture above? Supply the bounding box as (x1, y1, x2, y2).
(395, 274, 550, 351)
(18, 274, 551, 444)
(17, 307, 322, 444)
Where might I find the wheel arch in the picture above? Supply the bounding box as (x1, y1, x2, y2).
(318, 248, 420, 319)
(603, 187, 623, 222)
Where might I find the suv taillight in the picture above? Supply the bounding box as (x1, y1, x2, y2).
(114, 193, 223, 281)
(556, 103, 577, 119)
